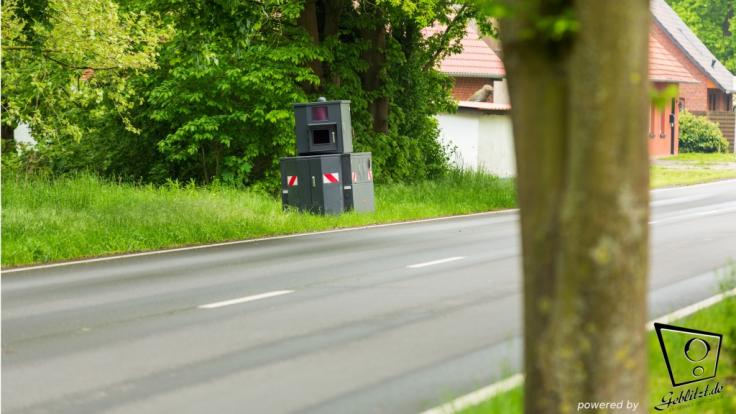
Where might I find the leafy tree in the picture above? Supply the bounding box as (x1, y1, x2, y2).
(297, 0, 476, 184)
(666, 0, 736, 72)
(126, 0, 321, 186)
(1, 0, 166, 142)
(4, 0, 484, 187)
(126, 0, 479, 187)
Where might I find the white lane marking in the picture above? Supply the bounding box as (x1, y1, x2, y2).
(3, 210, 518, 273)
(418, 285, 736, 414)
(407, 257, 465, 269)
(198, 290, 294, 309)
(650, 205, 736, 225)
(418, 373, 524, 414)
(650, 194, 710, 207)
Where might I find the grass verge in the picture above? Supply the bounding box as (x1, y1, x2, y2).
(4, 153, 735, 267)
(662, 153, 736, 164)
(652, 153, 736, 187)
(454, 293, 736, 414)
(1, 170, 516, 267)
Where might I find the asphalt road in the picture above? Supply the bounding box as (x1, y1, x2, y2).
(3, 179, 736, 414)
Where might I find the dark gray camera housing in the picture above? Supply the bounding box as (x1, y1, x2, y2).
(293, 100, 353, 155)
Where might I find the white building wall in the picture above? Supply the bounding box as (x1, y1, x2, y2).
(478, 114, 516, 177)
(14, 123, 36, 145)
(436, 111, 516, 177)
(436, 112, 480, 170)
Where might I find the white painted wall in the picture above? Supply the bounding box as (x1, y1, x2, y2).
(436, 112, 480, 170)
(14, 123, 36, 145)
(478, 114, 515, 177)
(436, 111, 516, 177)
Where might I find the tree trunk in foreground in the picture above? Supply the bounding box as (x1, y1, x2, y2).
(499, 1, 650, 412)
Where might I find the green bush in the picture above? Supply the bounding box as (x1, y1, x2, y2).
(678, 110, 729, 153)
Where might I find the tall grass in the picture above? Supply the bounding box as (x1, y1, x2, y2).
(1, 170, 516, 267)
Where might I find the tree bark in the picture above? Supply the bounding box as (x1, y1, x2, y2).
(321, 0, 343, 87)
(299, 0, 324, 88)
(499, 1, 650, 412)
(360, 4, 388, 133)
(300, 0, 387, 131)
(1, 123, 17, 155)
(363, 24, 388, 133)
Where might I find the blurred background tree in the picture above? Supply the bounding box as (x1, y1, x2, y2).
(2, 0, 485, 189)
(666, 0, 735, 72)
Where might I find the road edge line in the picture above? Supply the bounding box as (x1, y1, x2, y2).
(2, 209, 519, 273)
(418, 373, 524, 414)
(418, 285, 736, 414)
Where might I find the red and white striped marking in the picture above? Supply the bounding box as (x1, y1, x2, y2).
(287, 175, 298, 187)
(352, 171, 357, 183)
(323, 172, 340, 184)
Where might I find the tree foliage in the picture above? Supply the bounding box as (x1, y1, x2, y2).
(135, 0, 321, 186)
(4, 0, 482, 188)
(298, 0, 475, 185)
(1, 0, 167, 140)
(666, 0, 736, 72)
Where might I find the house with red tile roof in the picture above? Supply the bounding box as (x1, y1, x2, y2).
(651, 0, 735, 151)
(428, 22, 515, 176)
(425, 23, 506, 102)
(430, 23, 513, 176)
(435, 9, 728, 167)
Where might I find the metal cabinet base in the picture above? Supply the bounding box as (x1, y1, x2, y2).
(280, 153, 374, 215)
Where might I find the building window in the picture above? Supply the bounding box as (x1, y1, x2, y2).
(708, 89, 718, 111)
(726, 94, 733, 112)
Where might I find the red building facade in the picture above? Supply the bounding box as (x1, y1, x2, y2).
(647, 35, 696, 156)
(651, 0, 735, 151)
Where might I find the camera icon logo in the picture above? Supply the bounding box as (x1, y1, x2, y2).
(654, 323, 722, 387)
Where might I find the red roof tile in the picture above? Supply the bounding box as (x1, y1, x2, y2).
(649, 34, 697, 84)
(425, 24, 505, 78)
(431, 22, 695, 96)
(651, 0, 733, 91)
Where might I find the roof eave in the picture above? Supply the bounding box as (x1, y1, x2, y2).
(444, 71, 505, 79)
(652, 18, 733, 93)
(649, 77, 699, 84)
(456, 100, 512, 112)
